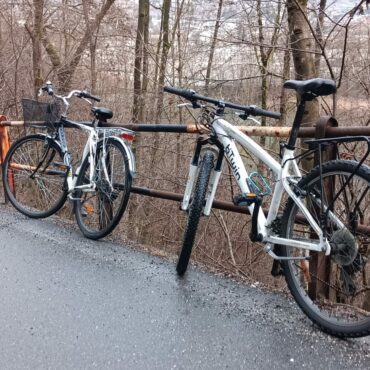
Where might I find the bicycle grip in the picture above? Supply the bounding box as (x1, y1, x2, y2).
(164, 86, 196, 101)
(41, 81, 54, 96)
(80, 91, 101, 102)
(249, 106, 281, 120)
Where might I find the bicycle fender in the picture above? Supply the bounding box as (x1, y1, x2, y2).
(102, 136, 137, 178)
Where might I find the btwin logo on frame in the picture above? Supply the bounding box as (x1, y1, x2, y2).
(225, 144, 241, 181)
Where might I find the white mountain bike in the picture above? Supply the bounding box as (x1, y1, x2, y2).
(164, 78, 370, 338)
(2, 82, 136, 239)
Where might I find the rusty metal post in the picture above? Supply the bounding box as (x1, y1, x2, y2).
(0, 115, 11, 165)
(308, 116, 338, 299)
(0, 115, 14, 203)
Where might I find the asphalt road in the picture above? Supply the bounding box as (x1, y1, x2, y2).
(0, 206, 370, 370)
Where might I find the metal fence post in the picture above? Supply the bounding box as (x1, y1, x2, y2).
(0, 115, 11, 165)
(308, 116, 338, 299)
(0, 115, 13, 203)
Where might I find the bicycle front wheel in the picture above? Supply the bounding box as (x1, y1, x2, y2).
(176, 151, 214, 276)
(74, 138, 132, 240)
(280, 160, 370, 337)
(2, 134, 67, 218)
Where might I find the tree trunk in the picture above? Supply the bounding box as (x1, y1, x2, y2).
(32, 0, 44, 97)
(61, 0, 69, 60)
(43, 0, 115, 93)
(129, 0, 150, 241)
(132, 0, 149, 124)
(204, 0, 223, 95)
(257, 0, 267, 148)
(151, 0, 172, 166)
(314, 0, 327, 74)
(256, 0, 282, 156)
(175, 0, 185, 194)
(286, 0, 319, 130)
(155, 0, 172, 124)
(287, 0, 322, 300)
(82, 0, 98, 93)
(140, 0, 150, 123)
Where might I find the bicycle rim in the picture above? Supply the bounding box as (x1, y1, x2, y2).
(74, 139, 131, 240)
(280, 160, 370, 337)
(3, 135, 67, 218)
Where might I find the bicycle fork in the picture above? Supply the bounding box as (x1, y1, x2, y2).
(181, 136, 224, 215)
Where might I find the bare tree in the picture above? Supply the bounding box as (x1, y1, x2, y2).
(155, 0, 172, 124)
(25, 0, 44, 97)
(286, 0, 318, 128)
(204, 0, 223, 95)
(43, 0, 115, 92)
(314, 0, 326, 74)
(132, 0, 150, 124)
(82, 0, 99, 93)
(255, 0, 283, 146)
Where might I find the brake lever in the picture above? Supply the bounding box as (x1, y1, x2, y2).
(247, 117, 261, 125)
(176, 103, 193, 108)
(176, 102, 204, 109)
(236, 112, 261, 125)
(80, 97, 93, 105)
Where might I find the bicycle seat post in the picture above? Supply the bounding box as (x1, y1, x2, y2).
(286, 97, 307, 150)
(284, 78, 336, 150)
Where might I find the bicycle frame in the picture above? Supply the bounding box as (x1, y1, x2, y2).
(33, 84, 137, 199)
(182, 116, 332, 256)
(57, 122, 98, 197)
(42, 121, 136, 200)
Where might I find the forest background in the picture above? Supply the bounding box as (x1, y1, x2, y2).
(0, 0, 369, 286)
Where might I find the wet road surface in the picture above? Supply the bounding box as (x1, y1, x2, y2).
(0, 206, 369, 369)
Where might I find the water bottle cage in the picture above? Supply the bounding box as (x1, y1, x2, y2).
(247, 172, 272, 196)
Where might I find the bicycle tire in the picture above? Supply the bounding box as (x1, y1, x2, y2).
(279, 160, 370, 337)
(2, 134, 67, 218)
(176, 151, 214, 276)
(74, 138, 131, 240)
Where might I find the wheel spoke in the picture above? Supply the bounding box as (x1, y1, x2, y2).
(74, 139, 131, 239)
(281, 162, 370, 337)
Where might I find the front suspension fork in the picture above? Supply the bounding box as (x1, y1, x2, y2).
(181, 135, 224, 215)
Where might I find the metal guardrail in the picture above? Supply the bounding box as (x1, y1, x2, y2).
(3, 118, 370, 137)
(1, 115, 369, 229)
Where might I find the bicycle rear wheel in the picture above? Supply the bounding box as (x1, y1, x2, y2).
(2, 134, 67, 218)
(176, 151, 214, 276)
(74, 138, 131, 240)
(280, 160, 370, 337)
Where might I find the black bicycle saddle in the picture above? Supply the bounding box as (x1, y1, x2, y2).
(283, 78, 336, 97)
(92, 107, 113, 122)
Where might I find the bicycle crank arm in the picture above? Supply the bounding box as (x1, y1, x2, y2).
(74, 184, 95, 191)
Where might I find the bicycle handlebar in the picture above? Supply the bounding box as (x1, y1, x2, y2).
(164, 85, 280, 120)
(40, 82, 101, 103)
(42, 81, 54, 96)
(164, 86, 197, 101)
(77, 91, 101, 102)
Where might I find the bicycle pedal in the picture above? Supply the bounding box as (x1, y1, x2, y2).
(271, 260, 284, 277)
(233, 193, 258, 206)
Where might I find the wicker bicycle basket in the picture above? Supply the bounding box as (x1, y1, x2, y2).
(22, 98, 61, 129)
